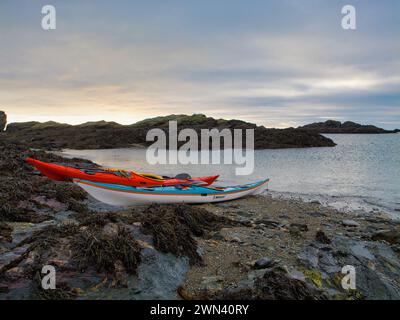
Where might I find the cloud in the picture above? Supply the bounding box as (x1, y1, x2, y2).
(0, 0, 399, 128)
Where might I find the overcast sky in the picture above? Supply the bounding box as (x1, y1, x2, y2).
(0, 0, 399, 128)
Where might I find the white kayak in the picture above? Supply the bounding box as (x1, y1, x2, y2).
(73, 178, 269, 206)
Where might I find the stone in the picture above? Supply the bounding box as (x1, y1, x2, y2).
(219, 229, 244, 243)
(288, 269, 306, 282)
(342, 220, 360, 228)
(200, 276, 224, 292)
(280, 219, 289, 227)
(255, 219, 281, 229)
(252, 257, 276, 269)
(307, 211, 327, 217)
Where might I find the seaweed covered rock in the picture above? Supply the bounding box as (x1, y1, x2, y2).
(72, 225, 141, 274)
(33, 280, 78, 300)
(0, 140, 93, 223)
(194, 266, 327, 300)
(141, 204, 238, 265)
(13, 219, 142, 277)
(0, 214, 143, 299)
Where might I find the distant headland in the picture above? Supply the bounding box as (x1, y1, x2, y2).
(298, 120, 399, 134)
(1, 111, 398, 151)
(0, 112, 336, 150)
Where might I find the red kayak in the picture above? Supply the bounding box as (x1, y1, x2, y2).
(26, 157, 219, 187)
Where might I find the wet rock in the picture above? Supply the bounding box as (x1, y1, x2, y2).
(0, 245, 31, 274)
(370, 229, 400, 245)
(342, 220, 360, 228)
(297, 236, 400, 299)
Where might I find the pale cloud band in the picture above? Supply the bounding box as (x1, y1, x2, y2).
(0, 0, 399, 128)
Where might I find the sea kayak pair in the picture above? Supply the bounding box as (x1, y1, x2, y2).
(26, 158, 269, 206)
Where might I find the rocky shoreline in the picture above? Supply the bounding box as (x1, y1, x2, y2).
(0, 141, 399, 300)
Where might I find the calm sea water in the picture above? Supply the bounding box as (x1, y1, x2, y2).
(61, 134, 400, 217)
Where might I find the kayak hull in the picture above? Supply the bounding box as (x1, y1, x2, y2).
(26, 157, 219, 187)
(73, 179, 269, 206)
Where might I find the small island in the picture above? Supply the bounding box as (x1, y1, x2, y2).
(298, 120, 399, 134)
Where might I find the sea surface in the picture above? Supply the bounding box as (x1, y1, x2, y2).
(61, 134, 400, 218)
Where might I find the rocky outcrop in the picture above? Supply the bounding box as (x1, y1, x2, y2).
(299, 120, 398, 134)
(0, 111, 6, 131)
(297, 236, 400, 299)
(1, 143, 400, 300)
(2, 114, 336, 150)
